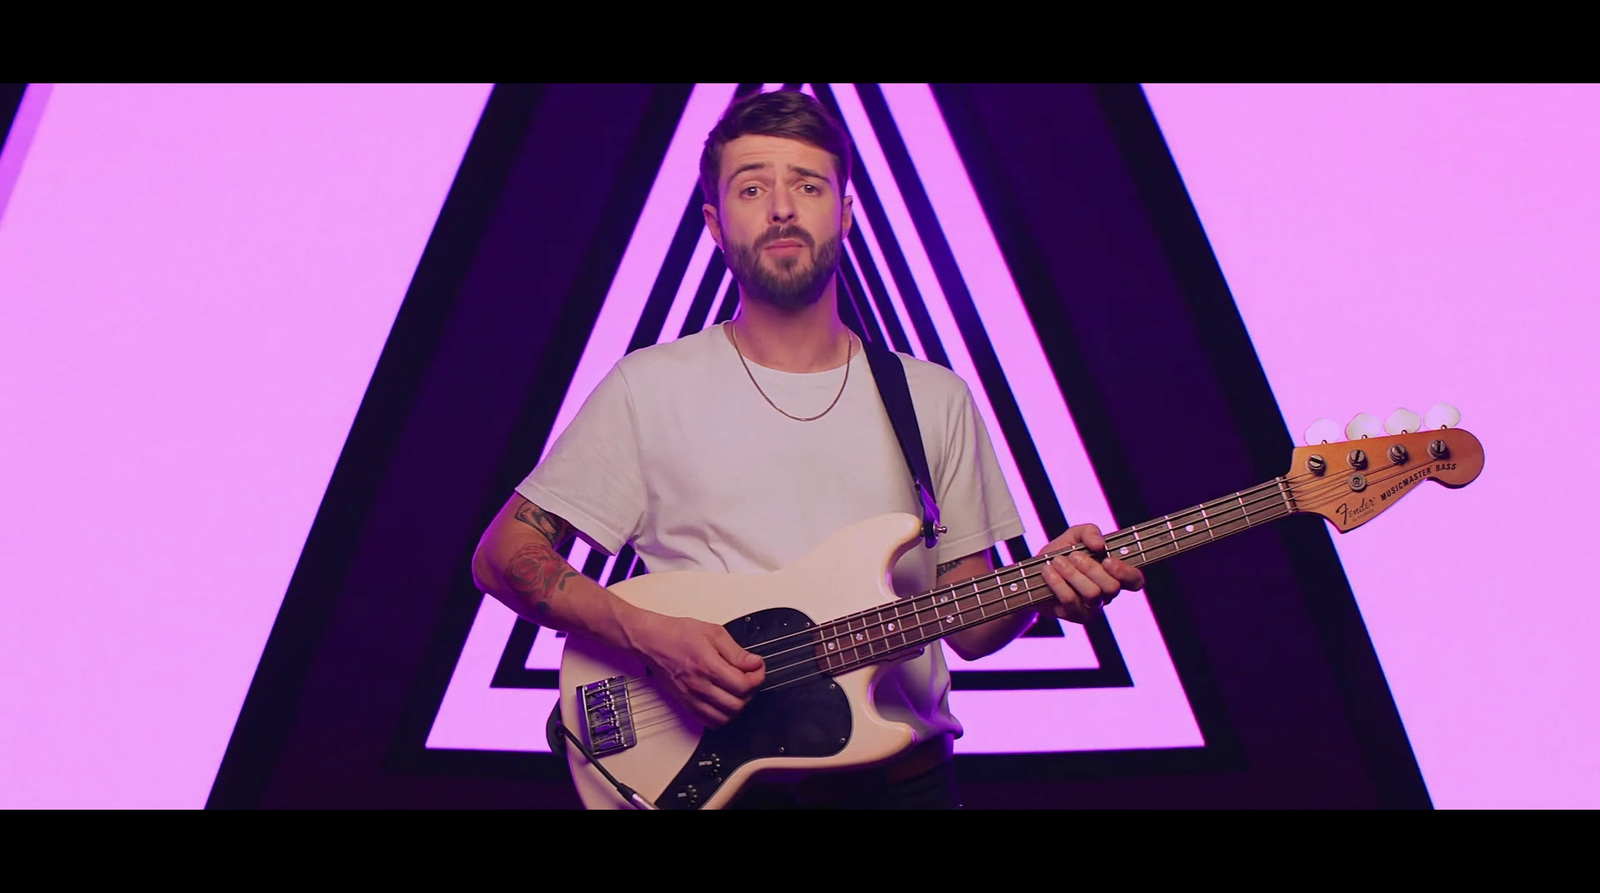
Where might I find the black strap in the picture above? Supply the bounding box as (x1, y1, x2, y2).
(862, 334, 942, 549)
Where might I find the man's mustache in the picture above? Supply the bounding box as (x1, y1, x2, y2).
(756, 226, 814, 250)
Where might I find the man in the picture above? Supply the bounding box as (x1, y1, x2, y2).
(471, 89, 1144, 809)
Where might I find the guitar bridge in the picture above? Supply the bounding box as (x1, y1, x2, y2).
(578, 676, 637, 757)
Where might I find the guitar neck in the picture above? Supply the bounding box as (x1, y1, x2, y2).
(813, 477, 1297, 674)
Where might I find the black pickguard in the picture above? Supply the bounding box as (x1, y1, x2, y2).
(654, 607, 851, 809)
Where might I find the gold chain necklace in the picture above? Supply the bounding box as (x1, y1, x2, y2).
(728, 323, 854, 422)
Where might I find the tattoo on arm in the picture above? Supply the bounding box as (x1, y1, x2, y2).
(505, 542, 583, 613)
(514, 501, 574, 547)
(937, 552, 993, 582)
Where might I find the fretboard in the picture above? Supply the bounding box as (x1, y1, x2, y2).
(812, 477, 1298, 675)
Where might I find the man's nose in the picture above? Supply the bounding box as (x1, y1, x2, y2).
(768, 191, 796, 222)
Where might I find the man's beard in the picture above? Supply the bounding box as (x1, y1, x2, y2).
(724, 224, 842, 311)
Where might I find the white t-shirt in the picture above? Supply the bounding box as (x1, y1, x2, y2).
(517, 322, 1024, 742)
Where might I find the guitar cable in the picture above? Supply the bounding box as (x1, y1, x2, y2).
(549, 706, 658, 810)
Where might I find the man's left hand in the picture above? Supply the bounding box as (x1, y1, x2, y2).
(1037, 524, 1145, 625)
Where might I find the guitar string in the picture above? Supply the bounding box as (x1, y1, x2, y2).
(601, 487, 1293, 721)
(729, 455, 1423, 670)
(605, 448, 1433, 706)
(614, 503, 1306, 727)
(750, 454, 1449, 696)
(608, 465, 1332, 702)
(616, 476, 1294, 684)
(616, 508, 1305, 737)
(596, 457, 1427, 723)
(588, 457, 1442, 725)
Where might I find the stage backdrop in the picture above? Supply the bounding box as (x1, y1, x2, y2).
(0, 84, 492, 808)
(1, 83, 1592, 809)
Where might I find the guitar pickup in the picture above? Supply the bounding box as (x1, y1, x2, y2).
(578, 676, 637, 757)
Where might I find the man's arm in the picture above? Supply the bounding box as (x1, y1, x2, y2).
(938, 550, 1037, 662)
(471, 493, 764, 726)
(936, 525, 1147, 661)
(471, 494, 638, 652)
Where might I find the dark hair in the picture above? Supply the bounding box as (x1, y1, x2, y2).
(699, 89, 852, 209)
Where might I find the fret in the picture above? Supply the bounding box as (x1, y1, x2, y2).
(862, 609, 881, 660)
(1200, 505, 1215, 540)
(904, 595, 930, 644)
(1108, 525, 1152, 567)
(932, 586, 959, 632)
(820, 621, 842, 672)
(991, 565, 1023, 611)
(1236, 492, 1250, 525)
(1009, 565, 1031, 609)
(971, 577, 988, 619)
(849, 614, 870, 663)
(1276, 477, 1296, 513)
(1138, 522, 1173, 564)
(873, 608, 891, 658)
(884, 600, 907, 650)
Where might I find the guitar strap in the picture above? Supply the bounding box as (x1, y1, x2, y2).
(861, 332, 943, 550)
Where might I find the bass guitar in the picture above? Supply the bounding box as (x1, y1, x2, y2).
(556, 415, 1483, 809)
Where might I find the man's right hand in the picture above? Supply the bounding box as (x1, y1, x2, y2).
(627, 615, 766, 728)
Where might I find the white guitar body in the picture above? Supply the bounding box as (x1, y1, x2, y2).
(558, 512, 932, 810)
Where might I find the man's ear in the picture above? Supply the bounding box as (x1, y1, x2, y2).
(703, 202, 723, 249)
(842, 194, 854, 240)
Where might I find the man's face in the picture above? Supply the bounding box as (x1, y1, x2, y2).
(705, 134, 853, 311)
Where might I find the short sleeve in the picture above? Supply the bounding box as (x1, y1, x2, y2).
(930, 380, 1025, 565)
(515, 363, 647, 555)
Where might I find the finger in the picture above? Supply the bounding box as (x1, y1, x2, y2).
(1043, 523, 1107, 556)
(692, 672, 752, 717)
(1040, 561, 1093, 622)
(693, 699, 732, 729)
(1037, 563, 1067, 618)
(1103, 557, 1146, 592)
(1054, 553, 1114, 603)
(700, 646, 761, 704)
(712, 628, 766, 674)
(1077, 524, 1107, 553)
(1066, 550, 1123, 597)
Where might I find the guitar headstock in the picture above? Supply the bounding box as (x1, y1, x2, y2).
(1287, 404, 1484, 533)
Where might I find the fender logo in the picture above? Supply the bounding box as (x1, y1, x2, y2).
(1337, 496, 1377, 526)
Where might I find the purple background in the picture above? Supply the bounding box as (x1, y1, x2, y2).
(3, 83, 1591, 809)
(0, 84, 491, 808)
(1143, 83, 1600, 809)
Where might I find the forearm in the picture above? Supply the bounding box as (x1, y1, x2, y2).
(474, 536, 649, 653)
(945, 609, 1037, 662)
(935, 551, 1036, 662)
(472, 496, 653, 654)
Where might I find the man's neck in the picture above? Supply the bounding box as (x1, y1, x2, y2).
(725, 286, 852, 373)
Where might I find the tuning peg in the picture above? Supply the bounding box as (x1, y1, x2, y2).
(1425, 402, 1461, 430)
(1384, 408, 1423, 435)
(1345, 413, 1383, 440)
(1304, 418, 1342, 445)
